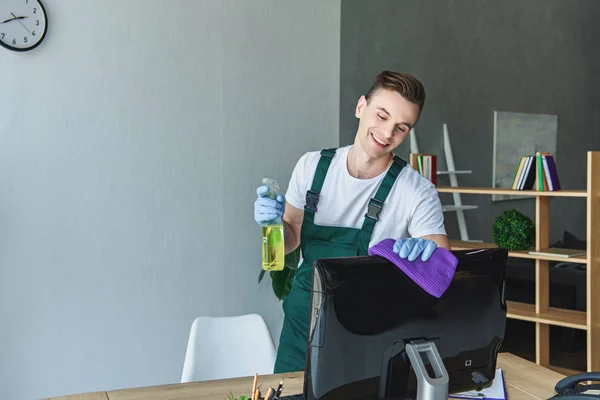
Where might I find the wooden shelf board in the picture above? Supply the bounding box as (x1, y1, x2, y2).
(449, 240, 587, 264)
(506, 301, 588, 330)
(437, 186, 587, 197)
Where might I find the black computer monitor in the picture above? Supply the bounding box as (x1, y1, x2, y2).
(303, 248, 508, 400)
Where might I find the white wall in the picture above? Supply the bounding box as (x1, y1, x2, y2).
(0, 1, 340, 398)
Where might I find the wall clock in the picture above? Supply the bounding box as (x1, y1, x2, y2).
(0, 0, 48, 52)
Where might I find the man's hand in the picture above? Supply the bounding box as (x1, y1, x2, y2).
(254, 185, 285, 225)
(393, 238, 437, 262)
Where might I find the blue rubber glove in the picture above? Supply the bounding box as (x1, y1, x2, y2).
(254, 185, 285, 225)
(393, 238, 437, 262)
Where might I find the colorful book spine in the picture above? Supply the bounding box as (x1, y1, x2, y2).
(410, 153, 437, 186)
(510, 152, 561, 191)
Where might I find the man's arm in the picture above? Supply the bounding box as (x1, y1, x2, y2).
(420, 234, 450, 250)
(283, 201, 304, 254)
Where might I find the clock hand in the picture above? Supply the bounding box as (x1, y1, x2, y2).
(1, 16, 27, 24)
(1, 15, 17, 24)
(11, 12, 32, 35)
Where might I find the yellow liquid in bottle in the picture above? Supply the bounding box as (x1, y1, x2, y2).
(262, 224, 285, 271)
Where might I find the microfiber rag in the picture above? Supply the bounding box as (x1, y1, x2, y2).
(368, 238, 458, 298)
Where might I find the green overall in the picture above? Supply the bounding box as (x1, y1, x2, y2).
(273, 148, 407, 373)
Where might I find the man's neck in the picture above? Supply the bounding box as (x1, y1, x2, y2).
(347, 145, 393, 179)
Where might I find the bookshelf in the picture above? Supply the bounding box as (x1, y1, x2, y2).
(436, 151, 600, 373)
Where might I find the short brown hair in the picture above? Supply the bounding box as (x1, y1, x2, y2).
(365, 70, 426, 114)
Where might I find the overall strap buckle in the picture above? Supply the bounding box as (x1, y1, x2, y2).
(365, 198, 383, 221)
(305, 190, 320, 212)
(304, 148, 336, 214)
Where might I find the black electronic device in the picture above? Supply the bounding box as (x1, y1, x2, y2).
(548, 373, 600, 400)
(302, 248, 508, 400)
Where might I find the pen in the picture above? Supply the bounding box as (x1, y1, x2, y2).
(251, 373, 258, 400)
(265, 387, 274, 400)
(450, 393, 485, 399)
(275, 379, 283, 398)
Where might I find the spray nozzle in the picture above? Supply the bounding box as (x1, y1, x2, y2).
(262, 178, 280, 200)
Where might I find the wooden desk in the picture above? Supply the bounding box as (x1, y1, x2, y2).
(47, 353, 565, 400)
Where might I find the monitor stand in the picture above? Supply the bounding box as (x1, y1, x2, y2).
(379, 339, 449, 400)
(406, 340, 450, 400)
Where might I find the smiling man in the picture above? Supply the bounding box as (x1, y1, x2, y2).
(253, 70, 449, 373)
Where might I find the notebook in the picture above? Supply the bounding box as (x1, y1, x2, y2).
(449, 369, 508, 400)
(528, 248, 586, 258)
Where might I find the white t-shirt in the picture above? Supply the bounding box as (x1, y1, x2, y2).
(285, 145, 447, 248)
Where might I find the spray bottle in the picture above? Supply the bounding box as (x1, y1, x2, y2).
(261, 178, 285, 271)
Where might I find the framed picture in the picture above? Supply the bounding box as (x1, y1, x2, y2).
(492, 111, 558, 201)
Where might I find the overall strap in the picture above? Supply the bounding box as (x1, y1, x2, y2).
(356, 155, 407, 253)
(303, 148, 337, 225)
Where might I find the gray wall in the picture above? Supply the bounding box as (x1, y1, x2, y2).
(0, 1, 340, 399)
(340, 0, 600, 244)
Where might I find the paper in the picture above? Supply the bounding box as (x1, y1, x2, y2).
(449, 369, 507, 400)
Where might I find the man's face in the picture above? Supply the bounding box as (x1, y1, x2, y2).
(354, 88, 420, 160)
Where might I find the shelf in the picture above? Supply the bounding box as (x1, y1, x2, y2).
(436, 186, 587, 198)
(506, 301, 587, 330)
(442, 205, 478, 212)
(449, 240, 587, 264)
(434, 151, 599, 372)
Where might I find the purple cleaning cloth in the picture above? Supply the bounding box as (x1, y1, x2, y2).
(368, 238, 458, 298)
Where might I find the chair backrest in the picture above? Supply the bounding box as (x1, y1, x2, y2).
(181, 314, 277, 382)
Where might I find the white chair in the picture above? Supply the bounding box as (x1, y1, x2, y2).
(181, 314, 277, 382)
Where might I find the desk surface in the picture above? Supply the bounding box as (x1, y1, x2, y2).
(48, 353, 565, 400)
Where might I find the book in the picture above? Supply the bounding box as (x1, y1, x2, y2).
(450, 368, 507, 400)
(510, 152, 561, 191)
(409, 153, 437, 186)
(511, 155, 536, 190)
(528, 248, 587, 258)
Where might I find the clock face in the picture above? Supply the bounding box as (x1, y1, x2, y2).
(0, 0, 47, 52)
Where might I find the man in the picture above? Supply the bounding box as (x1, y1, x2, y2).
(254, 70, 449, 373)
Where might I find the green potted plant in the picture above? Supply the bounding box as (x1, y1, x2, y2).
(258, 247, 301, 300)
(492, 209, 535, 251)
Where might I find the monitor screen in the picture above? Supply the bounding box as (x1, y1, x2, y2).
(303, 248, 508, 400)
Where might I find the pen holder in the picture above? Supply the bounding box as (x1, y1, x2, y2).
(240, 373, 284, 400)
